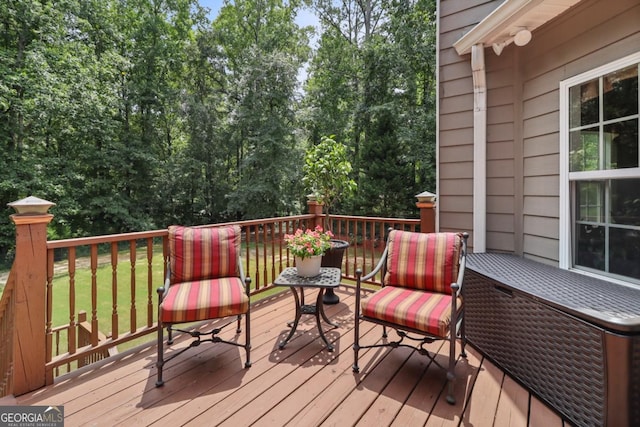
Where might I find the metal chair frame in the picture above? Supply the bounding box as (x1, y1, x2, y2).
(353, 231, 468, 404)
(156, 254, 251, 387)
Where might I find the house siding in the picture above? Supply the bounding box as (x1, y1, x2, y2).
(438, 0, 640, 263)
(438, 0, 503, 250)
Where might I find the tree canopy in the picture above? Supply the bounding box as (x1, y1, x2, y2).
(0, 0, 437, 266)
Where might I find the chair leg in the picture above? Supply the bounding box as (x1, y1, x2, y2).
(353, 315, 360, 373)
(236, 314, 242, 333)
(156, 321, 165, 387)
(460, 314, 467, 358)
(167, 325, 174, 345)
(244, 310, 251, 368)
(460, 317, 467, 359)
(446, 334, 456, 404)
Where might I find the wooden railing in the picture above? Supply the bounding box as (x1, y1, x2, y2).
(0, 269, 15, 397)
(0, 200, 425, 397)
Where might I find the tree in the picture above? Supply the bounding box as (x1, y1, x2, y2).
(215, 0, 312, 218)
(305, 0, 437, 217)
(302, 135, 357, 227)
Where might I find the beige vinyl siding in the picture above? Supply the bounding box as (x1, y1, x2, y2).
(439, 0, 639, 262)
(523, 216, 558, 240)
(518, 0, 639, 262)
(485, 49, 517, 252)
(438, 0, 503, 247)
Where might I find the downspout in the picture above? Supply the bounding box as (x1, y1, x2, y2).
(471, 44, 486, 253)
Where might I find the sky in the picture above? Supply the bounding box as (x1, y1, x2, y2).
(197, 0, 319, 36)
(197, 0, 223, 17)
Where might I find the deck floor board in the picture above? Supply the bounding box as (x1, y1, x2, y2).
(14, 286, 573, 426)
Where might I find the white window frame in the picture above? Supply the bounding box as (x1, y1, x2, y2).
(559, 51, 640, 285)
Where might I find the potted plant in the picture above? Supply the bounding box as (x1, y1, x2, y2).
(284, 226, 333, 277)
(303, 135, 357, 303)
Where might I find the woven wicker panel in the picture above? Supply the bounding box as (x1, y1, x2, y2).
(467, 253, 640, 331)
(632, 337, 640, 425)
(465, 271, 605, 427)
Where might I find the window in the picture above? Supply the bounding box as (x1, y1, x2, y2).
(560, 53, 640, 284)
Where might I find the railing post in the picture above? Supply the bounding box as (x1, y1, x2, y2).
(415, 191, 436, 233)
(8, 196, 54, 395)
(307, 195, 324, 229)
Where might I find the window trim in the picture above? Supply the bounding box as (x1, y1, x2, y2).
(559, 51, 640, 274)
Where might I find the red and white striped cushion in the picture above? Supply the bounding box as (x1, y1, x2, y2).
(384, 231, 462, 294)
(360, 286, 461, 337)
(160, 277, 249, 323)
(169, 225, 241, 285)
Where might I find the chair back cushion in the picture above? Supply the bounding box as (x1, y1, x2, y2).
(384, 230, 462, 294)
(169, 225, 241, 284)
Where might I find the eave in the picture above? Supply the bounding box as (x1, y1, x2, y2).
(453, 0, 584, 56)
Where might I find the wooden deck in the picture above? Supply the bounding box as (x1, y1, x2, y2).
(11, 286, 572, 426)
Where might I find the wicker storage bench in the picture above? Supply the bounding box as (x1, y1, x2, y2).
(465, 253, 640, 427)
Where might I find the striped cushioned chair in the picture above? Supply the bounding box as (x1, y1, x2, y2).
(353, 229, 468, 404)
(156, 225, 251, 387)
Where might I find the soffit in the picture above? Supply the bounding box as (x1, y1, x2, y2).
(453, 0, 584, 56)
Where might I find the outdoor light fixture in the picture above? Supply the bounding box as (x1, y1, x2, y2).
(492, 27, 532, 56)
(513, 28, 532, 46)
(8, 196, 55, 215)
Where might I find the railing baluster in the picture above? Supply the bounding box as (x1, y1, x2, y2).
(243, 227, 251, 292)
(54, 329, 60, 377)
(275, 221, 280, 273)
(270, 223, 276, 283)
(285, 221, 291, 268)
(46, 249, 54, 369)
(69, 247, 77, 354)
(163, 234, 169, 281)
(129, 241, 137, 334)
(262, 225, 268, 289)
(110, 243, 118, 340)
(90, 244, 98, 346)
(254, 225, 261, 289)
(147, 238, 153, 328)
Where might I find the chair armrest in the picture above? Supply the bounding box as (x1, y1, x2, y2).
(157, 276, 170, 303)
(354, 245, 388, 318)
(453, 232, 469, 297)
(360, 245, 388, 283)
(243, 276, 252, 297)
(237, 254, 251, 297)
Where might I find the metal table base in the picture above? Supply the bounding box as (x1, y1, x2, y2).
(274, 267, 342, 351)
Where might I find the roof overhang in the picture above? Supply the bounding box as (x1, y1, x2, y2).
(453, 0, 583, 56)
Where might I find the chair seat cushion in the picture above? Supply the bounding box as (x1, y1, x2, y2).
(160, 277, 249, 323)
(360, 286, 462, 337)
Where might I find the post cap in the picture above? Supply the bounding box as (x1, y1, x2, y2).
(8, 196, 56, 215)
(415, 191, 436, 203)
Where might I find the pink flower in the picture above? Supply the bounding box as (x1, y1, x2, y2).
(284, 226, 333, 259)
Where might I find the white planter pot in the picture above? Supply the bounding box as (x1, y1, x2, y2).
(295, 255, 322, 277)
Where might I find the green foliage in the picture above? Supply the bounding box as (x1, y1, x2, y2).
(305, 0, 436, 218)
(0, 0, 436, 264)
(302, 135, 357, 217)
